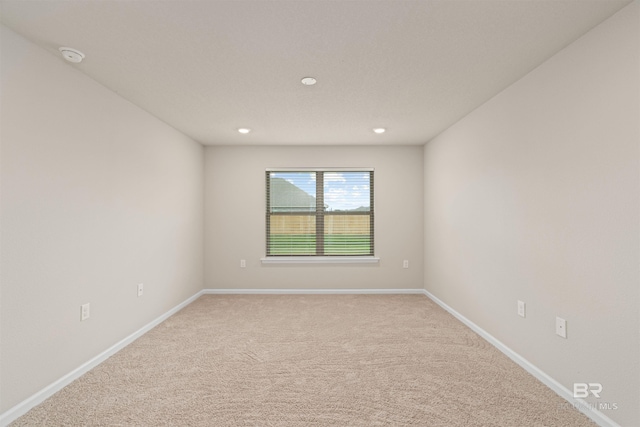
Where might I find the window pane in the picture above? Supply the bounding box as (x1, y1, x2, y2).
(268, 215, 316, 255)
(266, 170, 373, 257)
(323, 172, 370, 212)
(269, 172, 316, 212)
(324, 215, 372, 255)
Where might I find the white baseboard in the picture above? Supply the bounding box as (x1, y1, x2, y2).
(0, 290, 205, 427)
(0, 288, 417, 425)
(2, 288, 619, 427)
(203, 288, 425, 295)
(422, 289, 621, 427)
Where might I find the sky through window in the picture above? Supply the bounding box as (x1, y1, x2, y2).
(271, 172, 370, 211)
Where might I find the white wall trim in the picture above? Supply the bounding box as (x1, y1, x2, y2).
(422, 289, 621, 427)
(0, 288, 418, 425)
(203, 288, 423, 295)
(260, 256, 380, 264)
(2, 288, 618, 427)
(0, 290, 206, 427)
(266, 167, 374, 172)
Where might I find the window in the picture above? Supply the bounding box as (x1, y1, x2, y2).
(266, 169, 374, 257)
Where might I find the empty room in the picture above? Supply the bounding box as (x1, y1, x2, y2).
(1, 1, 638, 426)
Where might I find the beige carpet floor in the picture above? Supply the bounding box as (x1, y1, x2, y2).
(12, 294, 594, 426)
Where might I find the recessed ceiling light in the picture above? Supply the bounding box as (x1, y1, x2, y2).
(237, 128, 251, 134)
(301, 77, 317, 86)
(373, 128, 386, 134)
(58, 47, 85, 63)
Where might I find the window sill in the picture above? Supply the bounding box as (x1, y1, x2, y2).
(261, 256, 380, 265)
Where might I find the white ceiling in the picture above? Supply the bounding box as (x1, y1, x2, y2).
(0, 0, 631, 146)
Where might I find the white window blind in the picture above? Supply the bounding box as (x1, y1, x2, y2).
(266, 169, 374, 256)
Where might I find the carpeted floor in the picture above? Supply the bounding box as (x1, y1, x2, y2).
(12, 294, 594, 426)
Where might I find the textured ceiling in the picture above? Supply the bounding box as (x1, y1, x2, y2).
(0, 0, 631, 146)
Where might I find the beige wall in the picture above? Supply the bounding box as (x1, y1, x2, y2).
(2, 1, 637, 423)
(423, 3, 639, 425)
(0, 26, 204, 412)
(205, 145, 423, 289)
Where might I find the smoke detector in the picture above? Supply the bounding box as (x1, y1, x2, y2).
(59, 47, 85, 63)
(301, 77, 317, 86)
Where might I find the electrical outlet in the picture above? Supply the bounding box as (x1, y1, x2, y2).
(137, 283, 144, 297)
(81, 303, 90, 321)
(517, 300, 526, 318)
(403, 260, 409, 269)
(240, 259, 246, 268)
(556, 317, 567, 338)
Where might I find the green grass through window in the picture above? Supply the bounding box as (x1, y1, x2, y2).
(268, 234, 372, 256)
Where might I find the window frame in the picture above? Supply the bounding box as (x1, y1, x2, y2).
(263, 167, 378, 264)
